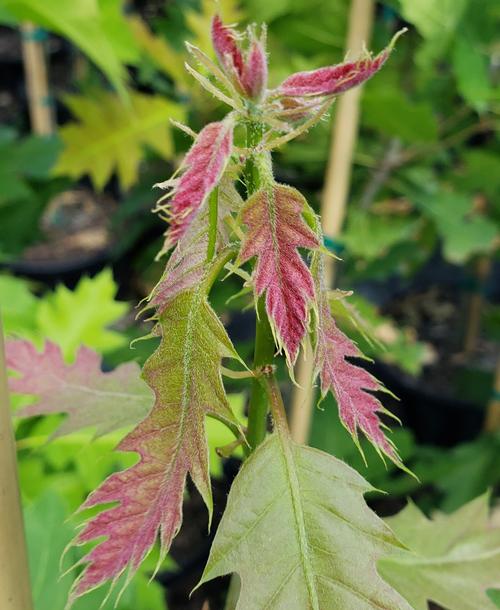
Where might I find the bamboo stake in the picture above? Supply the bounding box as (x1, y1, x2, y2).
(290, 0, 375, 444)
(484, 358, 500, 433)
(21, 22, 54, 135)
(0, 317, 33, 610)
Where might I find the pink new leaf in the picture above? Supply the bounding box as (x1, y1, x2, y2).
(240, 39, 268, 100)
(211, 15, 268, 99)
(149, 178, 241, 311)
(277, 31, 405, 98)
(211, 15, 245, 81)
(314, 299, 400, 463)
(155, 119, 233, 254)
(6, 339, 152, 438)
(69, 288, 241, 603)
(239, 184, 319, 364)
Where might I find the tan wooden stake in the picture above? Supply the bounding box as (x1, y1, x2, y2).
(290, 0, 375, 443)
(485, 358, 500, 433)
(0, 317, 33, 610)
(21, 22, 54, 135)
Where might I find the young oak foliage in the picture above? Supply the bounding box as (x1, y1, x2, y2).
(5, 13, 416, 607)
(314, 296, 401, 463)
(239, 183, 319, 365)
(155, 118, 234, 255)
(68, 287, 242, 603)
(199, 380, 411, 610)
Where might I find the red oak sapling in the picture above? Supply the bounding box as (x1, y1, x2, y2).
(7, 16, 413, 609)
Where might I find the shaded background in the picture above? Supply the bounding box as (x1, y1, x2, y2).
(0, 0, 499, 608)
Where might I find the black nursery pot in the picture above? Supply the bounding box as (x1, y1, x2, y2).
(369, 360, 485, 447)
(2, 250, 111, 289)
(353, 250, 497, 448)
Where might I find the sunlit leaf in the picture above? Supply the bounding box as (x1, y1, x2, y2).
(36, 269, 128, 360)
(1, 0, 137, 94)
(54, 90, 184, 190)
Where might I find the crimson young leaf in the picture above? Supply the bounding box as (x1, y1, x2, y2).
(239, 182, 319, 364)
(155, 118, 234, 255)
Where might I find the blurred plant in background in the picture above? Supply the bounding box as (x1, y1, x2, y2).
(0, 0, 499, 608)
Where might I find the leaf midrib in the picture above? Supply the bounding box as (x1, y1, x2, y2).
(277, 433, 320, 610)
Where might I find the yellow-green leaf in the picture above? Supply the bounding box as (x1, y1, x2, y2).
(54, 91, 184, 190)
(1, 0, 137, 95)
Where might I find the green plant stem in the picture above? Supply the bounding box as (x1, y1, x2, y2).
(243, 120, 277, 451)
(262, 372, 289, 440)
(247, 299, 276, 450)
(206, 187, 219, 262)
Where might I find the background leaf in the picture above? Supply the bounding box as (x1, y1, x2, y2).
(379, 493, 500, 610)
(35, 269, 128, 360)
(0, 0, 136, 95)
(54, 91, 184, 190)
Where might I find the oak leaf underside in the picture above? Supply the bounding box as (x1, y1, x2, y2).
(239, 184, 319, 364)
(200, 433, 411, 609)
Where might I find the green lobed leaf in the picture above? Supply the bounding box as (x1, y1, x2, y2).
(24, 490, 168, 610)
(200, 434, 411, 609)
(379, 493, 500, 610)
(0, 274, 38, 337)
(452, 37, 492, 111)
(342, 208, 420, 261)
(398, 0, 469, 65)
(414, 191, 498, 263)
(54, 90, 184, 190)
(362, 90, 438, 144)
(0, 128, 60, 205)
(35, 269, 128, 361)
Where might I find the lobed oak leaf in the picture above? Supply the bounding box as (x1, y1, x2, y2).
(239, 183, 319, 364)
(54, 90, 184, 190)
(314, 297, 400, 463)
(6, 339, 152, 438)
(155, 119, 234, 254)
(199, 433, 411, 609)
(379, 493, 500, 610)
(68, 287, 241, 603)
(277, 31, 404, 99)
